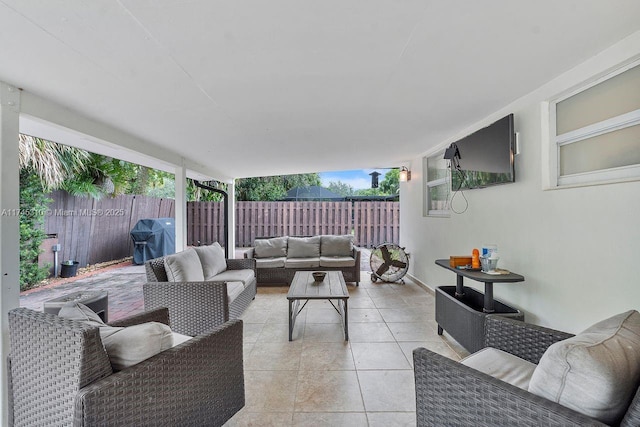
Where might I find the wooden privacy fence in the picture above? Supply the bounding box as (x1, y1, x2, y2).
(44, 191, 175, 268)
(44, 194, 400, 268)
(191, 201, 399, 248)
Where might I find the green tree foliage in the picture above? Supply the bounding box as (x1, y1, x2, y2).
(379, 169, 400, 195)
(327, 181, 355, 197)
(19, 169, 52, 290)
(235, 173, 321, 201)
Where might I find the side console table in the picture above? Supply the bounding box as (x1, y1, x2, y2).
(434, 259, 524, 353)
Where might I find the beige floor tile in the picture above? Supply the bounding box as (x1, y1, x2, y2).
(245, 342, 302, 370)
(396, 341, 460, 367)
(348, 308, 384, 323)
(371, 295, 410, 309)
(351, 342, 412, 370)
(224, 410, 293, 426)
(243, 370, 298, 412)
(303, 323, 347, 342)
(295, 370, 365, 412)
(243, 323, 265, 343)
(305, 307, 342, 324)
(378, 308, 430, 323)
(240, 309, 272, 324)
(347, 297, 377, 309)
(257, 322, 294, 343)
(367, 411, 416, 426)
(291, 412, 368, 426)
(358, 370, 416, 412)
(388, 322, 442, 341)
(348, 322, 395, 342)
(365, 286, 398, 298)
(267, 306, 303, 324)
(299, 341, 355, 370)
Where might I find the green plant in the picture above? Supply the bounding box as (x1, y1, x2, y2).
(19, 169, 52, 290)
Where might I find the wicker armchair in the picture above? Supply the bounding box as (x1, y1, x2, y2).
(145, 256, 257, 335)
(413, 315, 640, 427)
(7, 307, 245, 427)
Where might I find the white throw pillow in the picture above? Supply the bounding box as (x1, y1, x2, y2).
(163, 248, 205, 282)
(320, 235, 354, 257)
(528, 310, 640, 424)
(254, 236, 288, 258)
(287, 236, 321, 258)
(99, 322, 173, 371)
(58, 301, 105, 328)
(193, 242, 227, 280)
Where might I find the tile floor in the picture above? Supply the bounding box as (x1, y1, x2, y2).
(226, 275, 469, 427)
(19, 264, 471, 427)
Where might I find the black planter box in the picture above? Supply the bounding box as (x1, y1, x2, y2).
(436, 285, 524, 353)
(60, 261, 79, 278)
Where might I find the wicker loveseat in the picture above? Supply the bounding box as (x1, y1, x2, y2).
(144, 242, 256, 335)
(7, 307, 245, 427)
(413, 312, 640, 426)
(243, 235, 361, 286)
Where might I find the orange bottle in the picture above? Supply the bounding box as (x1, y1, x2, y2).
(472, 248, 480, 269)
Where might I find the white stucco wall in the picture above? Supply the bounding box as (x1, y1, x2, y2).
(400, 31, 640, 333)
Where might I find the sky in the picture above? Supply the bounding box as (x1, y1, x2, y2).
(319, 169, 389, 190)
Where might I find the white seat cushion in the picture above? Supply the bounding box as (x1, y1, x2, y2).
(210, 269, 255, 286)
(256, 257, 286, 268)
(320, 256, 356, 268)
(164, 248, 204, 282)
(254, 236, 288, 258)
(285, 257, 320, 268)
(461, 347, 536, 390)
(320, 235, 354, 257)
(99, 322, 173, 371)
(227, 281, 245, 302)
(528, 310, 640, 424)
(193, 242, 227, 280)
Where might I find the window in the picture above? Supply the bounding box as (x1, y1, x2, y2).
(550, 61, 640, 187)
(424, 151, 449, 217)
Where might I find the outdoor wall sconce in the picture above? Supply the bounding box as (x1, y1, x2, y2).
(399, 166, 411, 182)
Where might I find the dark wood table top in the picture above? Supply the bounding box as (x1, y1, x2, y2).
(287, 271, 349, 299)
(435, 259, 524, 283)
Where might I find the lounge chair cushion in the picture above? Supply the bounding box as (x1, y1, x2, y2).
(254, 236, 288, 258)
(256, 257, 286, 268)
(320, 256, 356, 268)
(528, 310, 640, 424)
(164, 248, 205, 282)
(59, 303, 174, 371)
(210, 269, 255, 286)
(194, 242, 227, 280)
(288, 236, 321, 258)
(285, 257, 320, 268)
(320, 235, 354, 257)
(461, 347, 536, 391)
(227, 281, 245, 302)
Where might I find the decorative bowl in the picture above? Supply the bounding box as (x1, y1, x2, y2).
(312, 272, 326, 282)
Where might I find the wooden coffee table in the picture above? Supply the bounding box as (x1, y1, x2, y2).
(287, 271, 349, 341)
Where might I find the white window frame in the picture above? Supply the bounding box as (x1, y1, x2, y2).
(423, 151, 450, 217)
(546, 60, 640, 189)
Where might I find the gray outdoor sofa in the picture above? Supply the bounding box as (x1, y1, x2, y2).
(243, 235, 361, 285)
(413, 311, 640, 426)
(144, 242, 256, 336)
(7, 306, 244, 427)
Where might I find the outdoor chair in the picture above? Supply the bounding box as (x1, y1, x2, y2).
(413, 312, 640, 426)
(7, 307, 245, 427)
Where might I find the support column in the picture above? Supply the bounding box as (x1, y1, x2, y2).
(174, 161, 187, 252)
(227, 181, 236, 258)
(0, 82, 21, 426)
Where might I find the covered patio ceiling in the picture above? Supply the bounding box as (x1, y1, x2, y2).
(1, 1, 640, 181)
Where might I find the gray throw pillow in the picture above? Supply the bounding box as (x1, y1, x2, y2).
(163, 248, 205, 282)
(287, 236, 321, 258)
(320, 235, 354, 257)
(58, 301, 105, 327)
(193, 242, 227, 280)
(254, 236, 288, 258)
(528, 310, 640, 424)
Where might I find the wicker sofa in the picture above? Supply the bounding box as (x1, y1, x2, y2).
(413, 312, 640, 426)
(144, 242, 256, 335)
(7, 306, 245, 427)
(243, 235, 361, 286)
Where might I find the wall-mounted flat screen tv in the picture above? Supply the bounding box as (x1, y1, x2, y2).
(449, 113, 515, 190)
